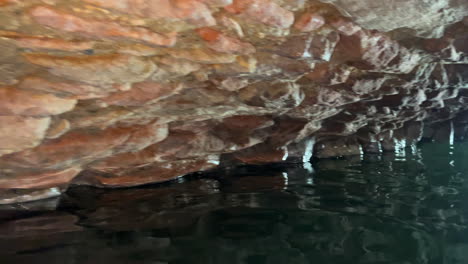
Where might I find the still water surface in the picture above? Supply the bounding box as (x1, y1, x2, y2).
(0, 142, 467, 264)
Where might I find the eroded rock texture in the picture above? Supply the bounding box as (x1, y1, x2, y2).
(0, 0, 467, 203)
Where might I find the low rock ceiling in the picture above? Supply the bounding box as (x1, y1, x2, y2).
(0, 0, 467, 204)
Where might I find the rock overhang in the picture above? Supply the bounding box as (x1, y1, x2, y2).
(0, 0, 467, 204)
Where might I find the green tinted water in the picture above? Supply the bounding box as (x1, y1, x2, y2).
(0, 142, 467, 264)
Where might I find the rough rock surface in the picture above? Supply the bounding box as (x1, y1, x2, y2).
(0, 0, 467, 203)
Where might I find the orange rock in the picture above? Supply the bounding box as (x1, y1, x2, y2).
(294, 13, 325, 32)
(225, 0, 294, 28)
(29, 6, 177, 47)
(0, 86, 77, 116)
(0, 30, 94, 51)
(0, 0, 15, 6)
(196, 27, 255, 54)
(1, 127, 129, 169)
(83, 0, 216, 26)
(0, 122, 168, 170)
(18, 76, 115, 99)
(224, 0, 249, 13)
(98, 82, 184, 106)
(23, 53, 156, 85)
(0, 167, 81, 189)
(0, 116, 50, 156)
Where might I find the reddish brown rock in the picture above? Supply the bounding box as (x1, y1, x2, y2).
(0, 122, 168, 170)
(18, 77, 118, 99)
(98, 82, 184, 106)
(225, 0, 294, 29)
(30, 6, 177, 46)
(202, 0, 232, 7)
(0, 86, 76, 116)
(229, 143, 288, 164)
(166, 48, 237, 64)
(0, 0, 467, 203)
(332, 28, 421, 73)
(80, 158, 218, 187)
(0, 167, 81, 189)
(23, 53, 156, 85)
(0, 31, 94, 51)
(0, 0, 15, 6)
(45, 119, 70, 139)
(330, 18, 362, 36)
(67, 108, 134, 130)
(197, 27, 255, 54)
(213, 115, 273, 146)
(117, 43, 162, 56)
(150, 57, 202, 81)
(294, 13, 325, 32)
(89, 130, 198, 172)
(239, 81, 304, 109)
(119, 122, 169, 153)
(0, 127, 129, 170)
(83, 0, 216, 27)
(0, 116, 50, 156)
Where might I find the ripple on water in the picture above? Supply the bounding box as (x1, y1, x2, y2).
(0, 142, 467, 263)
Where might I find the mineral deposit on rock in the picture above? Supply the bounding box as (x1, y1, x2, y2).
(0, 0, 467, 203)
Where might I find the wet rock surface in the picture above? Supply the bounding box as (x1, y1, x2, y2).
(0, 0, 467, 203)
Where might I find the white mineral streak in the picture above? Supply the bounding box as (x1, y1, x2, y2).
(0, 187, 61, 205)
(319, 0, 468, 38)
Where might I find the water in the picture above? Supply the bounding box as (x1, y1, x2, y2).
(0, 142, 467, 264)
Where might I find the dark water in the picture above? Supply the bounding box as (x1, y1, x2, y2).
(1, 142, 468, 264)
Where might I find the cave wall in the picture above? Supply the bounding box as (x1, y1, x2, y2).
(0, 0, 467, 204)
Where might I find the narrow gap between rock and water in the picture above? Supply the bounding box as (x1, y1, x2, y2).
(1, 140, 468, 263)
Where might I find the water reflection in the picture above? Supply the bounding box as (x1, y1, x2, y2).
(0, 142, 467, 264)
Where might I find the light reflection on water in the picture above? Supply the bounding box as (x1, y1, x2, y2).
(0, 142, 467, 264)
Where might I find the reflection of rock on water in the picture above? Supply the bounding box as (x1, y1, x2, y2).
(445, 244, 468, 263)
(0, 142, 468, 263)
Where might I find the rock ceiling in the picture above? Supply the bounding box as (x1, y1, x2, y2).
(0, 0, 467, 203)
